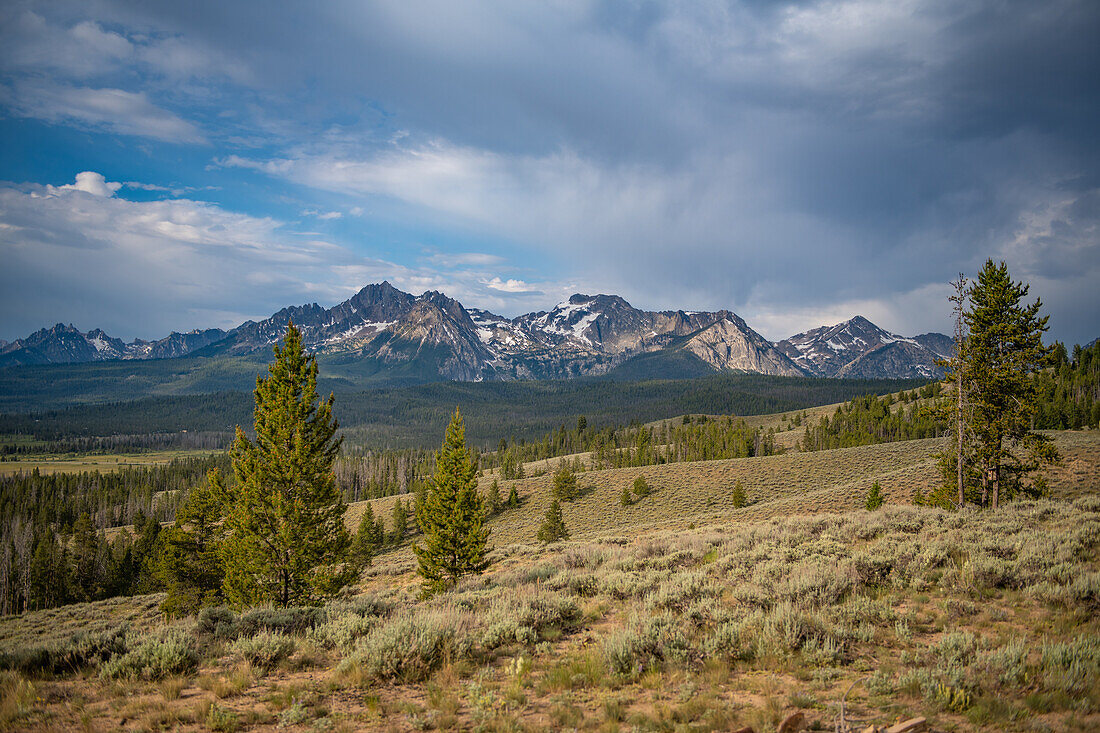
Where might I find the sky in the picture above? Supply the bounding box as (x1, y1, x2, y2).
(0, 0, 1097, 346)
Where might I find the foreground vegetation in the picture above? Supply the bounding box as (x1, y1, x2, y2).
(1, 481, 1098, 731)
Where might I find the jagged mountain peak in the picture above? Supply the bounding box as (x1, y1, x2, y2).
(777, 314, 949, 378)
(0, 322, 228, 367)
(3, 283, 950, 381)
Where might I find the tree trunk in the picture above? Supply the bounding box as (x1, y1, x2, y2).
(992, 464, 1000, 510)
(980, 462, 989, 508)
(957, 380, 965, 507)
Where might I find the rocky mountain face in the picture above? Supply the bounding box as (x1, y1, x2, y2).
(776, 315, 953, 379)
(0, 324, 226, 368)
(471, 294, 802, 379)
(1, 283, 950, 381)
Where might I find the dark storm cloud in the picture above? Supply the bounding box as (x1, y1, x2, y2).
(1, 0, 1097, 343)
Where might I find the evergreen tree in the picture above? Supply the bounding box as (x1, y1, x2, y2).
(485, 479, 503, 516)
(632, 475, 651, 498)
(130, 511, 163, 594)
(413, 408, 491, 592)
(222, 322, 354, 607)
(865, 481, 884, 510)
(507, 485, 520, 508)
(352, 503, 380, 565)
(962, 261, 1059, 509)
(70, 512, 100, 602)
(538, 499, 569, 543)
(108, 532, 135, 598)
(29, 534, 69, 610)
(552, 466, 580, 502)
(390, 499, 408, 544)
(620, 486, 633, 507)
(731, 480, 746, 508)
(158, 470, 229, 617)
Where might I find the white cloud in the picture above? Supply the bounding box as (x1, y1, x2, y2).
(480, 277, 540, 294)
(0, 173, 576, 338)
(0, 12, 132, 78)
(4, 82, 207, 143)
(56, 171, 122, 198)
(0, 174, 366, 337)
(300, 208, 343, 220)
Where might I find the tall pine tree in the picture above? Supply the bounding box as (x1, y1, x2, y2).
(962, 260, 1058, 509)
(222, 322, 354, 607)
(413, 408, 491, 592)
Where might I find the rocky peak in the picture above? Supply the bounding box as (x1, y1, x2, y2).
(339, 281, 416, 323)
(680, 315, 807, 376)
(778, 315, 949, 378)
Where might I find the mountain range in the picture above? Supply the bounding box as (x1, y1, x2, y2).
(0, 282, 953, 380)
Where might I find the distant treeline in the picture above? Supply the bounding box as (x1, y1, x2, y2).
(334, 447, 435, 502)
(0, 509, 170, 615)
(799, 385, 947, 452)
(0, 449, 434, 614)
(0, 374, 931, 450)
(0, 431, 231, 457)
(0, 455, 231, 531)
(0, 448, 443, 535)
(486, 414, 781, 478)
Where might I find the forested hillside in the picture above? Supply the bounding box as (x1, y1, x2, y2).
(485, 414, 781, 477)
(0, 374, 929, 450)
(1035, 340, 1100, 429)
(799, 384, 947, 451)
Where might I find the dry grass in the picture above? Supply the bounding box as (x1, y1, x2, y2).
(1, 428, 1098, 731)
(349, 429, 1099, 549)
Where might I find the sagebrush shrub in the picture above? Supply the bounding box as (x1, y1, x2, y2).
(237, 606, 324, 637)
(481, 590, 580, 649)
(338, 608, 478, 682)
(195, 607, 239, 640)
(603, 612, 693, 678)
(308, 613, 379, 652)
(1041, 636, 1100, 695)
(702, 621, 750, 662)
(0, 625, 129, 676)
(100, 630, 198, 680)
(228, 631, 296, 669)
(977, 638, 1028, 689)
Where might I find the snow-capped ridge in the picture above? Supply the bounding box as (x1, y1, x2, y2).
(2, 287, 949, 380)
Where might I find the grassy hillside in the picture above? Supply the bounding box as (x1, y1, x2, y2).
(2, 430, 1098, 731)
(352, 430, 1099, 548)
